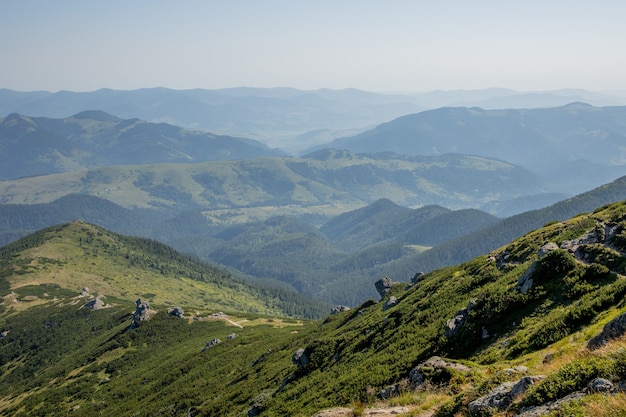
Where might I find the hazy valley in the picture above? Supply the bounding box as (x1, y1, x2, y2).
(1, 87, 626, 416)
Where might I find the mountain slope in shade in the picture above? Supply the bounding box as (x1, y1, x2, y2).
(0, 111, 282, 179)
(318, 103, 626, 194)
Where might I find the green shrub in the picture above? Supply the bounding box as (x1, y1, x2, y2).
(521, 358, 614, 407)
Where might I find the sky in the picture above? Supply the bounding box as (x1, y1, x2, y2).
(2, 0, 626, 93)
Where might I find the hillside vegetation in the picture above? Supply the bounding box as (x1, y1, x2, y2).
(1, 201, 626, 416)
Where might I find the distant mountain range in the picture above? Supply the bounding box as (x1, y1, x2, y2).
(2, 87, 625, 152)
(0, 111, 282, 179)
(315, 103, 626, 195)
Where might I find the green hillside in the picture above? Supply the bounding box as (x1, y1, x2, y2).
(0, 151, 544, 218)
(1, 201, 626, 416)
(0, 221, 328, 319)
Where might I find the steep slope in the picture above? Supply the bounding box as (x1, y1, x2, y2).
(0, 112, 282, 179)
(385, 175, 626, 278)
(1, 202, 626, 416)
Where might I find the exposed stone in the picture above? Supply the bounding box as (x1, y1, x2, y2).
(588, 311, 626, 350)
(411, 272, 425, 285)
(587, 377, 615, 393)
(292, 348, 309, 367)
(79, 287, 90, 297)
(409, 356, 471, 386)
(515, 261, 536, 293)
(383, 296, 398, 311)
(543, 352, 555, 363)
(444, 300, 475, 338)
(469, 376, 544, 414)
(168, 306, 185, 318)
(330, 305, 351, 314)
(202, 338, 222, 352)
(0, 330, 8, 339)
(515, 392, 586, 417)
(482, 326, 490, 339)
(84, 296, 105, 310)
(227, 333, 237, 339)
(374, 277, 395, 298)
(131, 299, 153, 327)
(537, 242, 559, 259)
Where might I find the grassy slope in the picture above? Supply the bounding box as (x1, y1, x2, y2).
(0, 201, 625, 416)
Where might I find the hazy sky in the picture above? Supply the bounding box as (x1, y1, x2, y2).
(2, 1, 625, 93)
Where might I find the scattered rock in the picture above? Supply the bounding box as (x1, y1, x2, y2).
(411, 272, 425, 285)
(515, 392, 586, 417)
(202, 338, 222, 352)
(482, 326, 490, 339)
(469, 376, 544, 415)
(131, 299, 153, 327)
(515, 261, 536, 293)
(537, 242, 559, 259)
(79, 287, 90, 297)
(292, 348, 309, 367)
(0, 330, 8, 339)
(383, 296, 398, 311)
(543, 352, 555, 363)
(588, 311, 626, 350)
(168, 306, 185, 318)
(444, 300, 475, 338)
(227, 333, 237, 339)
(330, 305, 351, 314)
(587, 377, 615, 393)
(374, 277, 395, 298)
(84, 296, 105, 310)
(409, 356, 471, 386)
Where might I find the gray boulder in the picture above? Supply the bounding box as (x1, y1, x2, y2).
(292, 348, 309, 367)
(131, 299, 152, 327)
(84, 296, 105, 310)
(411, 272, 425, 285)
(515, 262, 536, 293)
(444, 300, 475, 338)
(374, 277, 394, 298)
(469, 376, 544, 414)
(168, 306, 185, 318)
(383, 296, 398, 311)
(538, 242, 559, 259)
(202, 338, 222, 352)
(588, 311, 626, 350)
(409, 356, 471, 386)
(587, 377, 615, 393)
(330, 305, 351, 314)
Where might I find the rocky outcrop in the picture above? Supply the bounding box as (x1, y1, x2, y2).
(168, 306, 184, 318)
(411, 272, 425, 285)
(409, 356, 471, 386)
(444, 300, 475, 338)
(383, 296, 398, 311)
(79, 287, 90, 297)
(202, 338, 222, 352)
(515, 261, 536, 293)
(84, 296, 105, 310)
(292, 348, 309, 367)
(330, 305, 351, 314)
(537, 242, 559, 259)
(131, 299, 153, 327)
(514, 378, 614, 417)
(468, 375, 544, 414)
(374, 277, 394, 298)
(588, 311, 626, 350)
